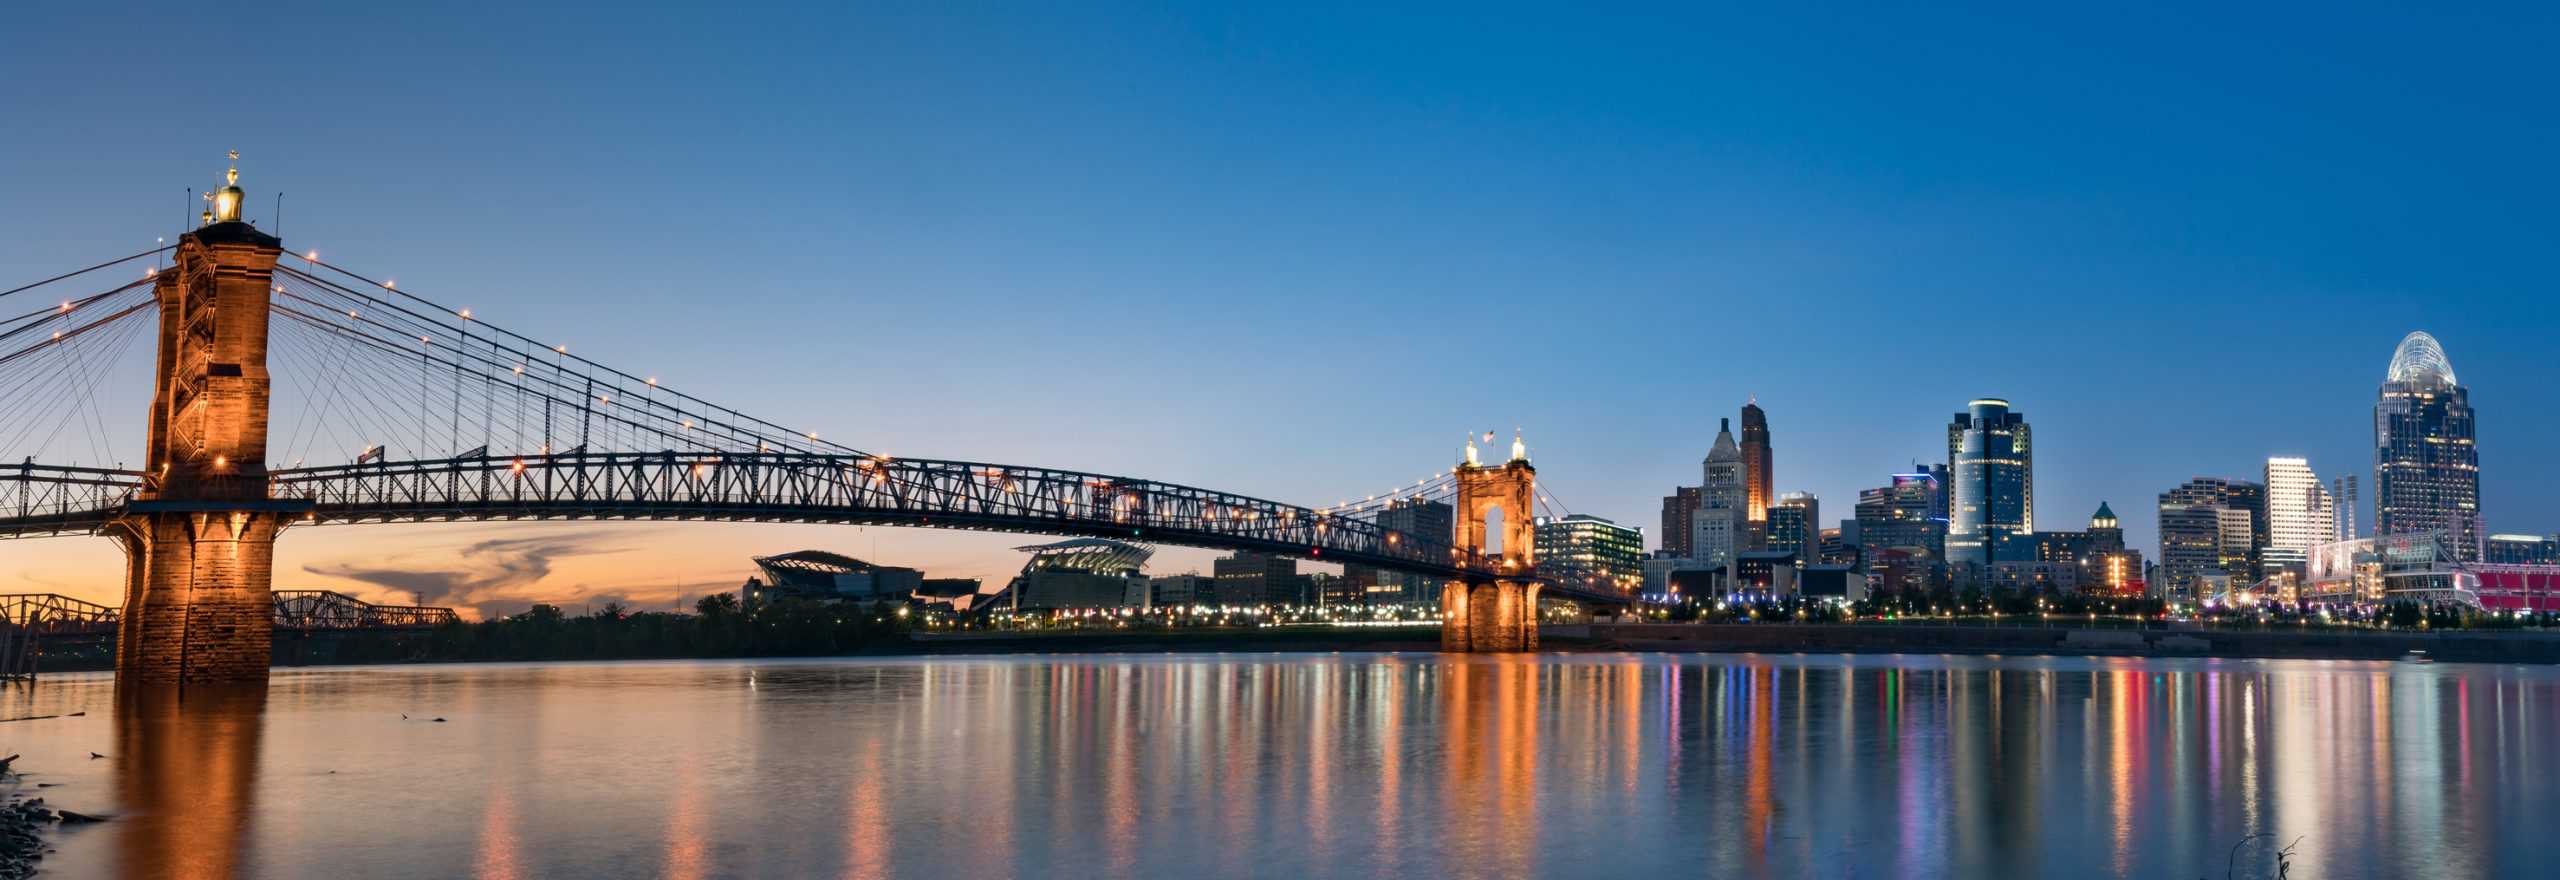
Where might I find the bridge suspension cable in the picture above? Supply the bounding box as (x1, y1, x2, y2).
(278, 255, 864, 458)
(260, 259, 866, 465)
(0, 244, 171, 303)
(0, 273, 158, 469)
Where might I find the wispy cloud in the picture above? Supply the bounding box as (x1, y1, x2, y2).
(297, 525, 658, 619)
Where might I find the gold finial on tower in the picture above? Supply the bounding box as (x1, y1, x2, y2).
(209, 150, 245, 224)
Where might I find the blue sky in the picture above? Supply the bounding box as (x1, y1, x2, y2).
(3, 2, 2553, 610)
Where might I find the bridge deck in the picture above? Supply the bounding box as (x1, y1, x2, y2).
(0, 453, 1630, 604)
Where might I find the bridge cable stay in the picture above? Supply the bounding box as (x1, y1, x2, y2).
(266, 267, 844, 463)
(267, 288, 801, 464)
(1535, 482, 1573, 517)
(1317, 472, 1459, 518)
(268, 275, 769, 462)
(0, 274, 158, 470)
(4, 248, 1636, 607)
(280, 257, 861, 457)
(0, 253, 179, 473)
(0, 245, 171, 303)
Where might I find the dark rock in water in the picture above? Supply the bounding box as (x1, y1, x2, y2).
(5, 781, 71, 878)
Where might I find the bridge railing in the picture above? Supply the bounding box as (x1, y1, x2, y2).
(0, 592, 121, 633)
(271, 590, 461, 630)
(0, 591, 459, 633)
(0, 463, 143, 538)
(266, 452, 1509, 580)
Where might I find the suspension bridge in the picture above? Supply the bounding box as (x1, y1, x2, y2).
(0, 160, 1624, 687)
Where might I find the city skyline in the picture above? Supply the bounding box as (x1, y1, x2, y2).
(3, 4, 2555, 615)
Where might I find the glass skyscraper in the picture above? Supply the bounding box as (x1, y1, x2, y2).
(1534, 514, 1646, 591)
(1946, 399, 2032, 566)
(2375, 331, 2481, 561)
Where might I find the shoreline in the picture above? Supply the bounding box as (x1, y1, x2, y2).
(30, 622, 2560, 675)
(1564, 622, 2560, 665)
(907, 621, 2560, 665)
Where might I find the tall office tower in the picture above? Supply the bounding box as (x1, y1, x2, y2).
(2263, 458, 2335, 575)
(2331, 475, 2359, 540)
(1659, 485, 1702, 558)
(1856, 472, 1947, 564)
(1946, 399, 2033, 566)
(1692, 419, 1748, 568)
(2030, 501, 2137, 593)
(1765, 492, 1818, 558)
(2087, 501, 2125, 553)
(2223, 480, 2268, 579)
(2375, 331, 2481, 561)
(1373, 498, 1456, 605)
(1739, 400, 1773, 542)
(2086, 502, 2143, 595)
(2157, 477, 2261, 600)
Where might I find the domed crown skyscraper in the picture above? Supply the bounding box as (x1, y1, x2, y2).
(2375, 331, 2480, 560)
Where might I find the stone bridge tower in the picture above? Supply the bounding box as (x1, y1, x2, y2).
(107, 156, 295, 687)
(1442, 431, 1540, 651)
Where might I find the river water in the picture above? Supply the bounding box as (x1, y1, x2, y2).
(5, 652, 2554, 879)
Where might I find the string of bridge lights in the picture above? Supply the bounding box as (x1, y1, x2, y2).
(13, 245, 1571, 530)
(279, 250, 857, 458)
(1318, 471, 1459, 519)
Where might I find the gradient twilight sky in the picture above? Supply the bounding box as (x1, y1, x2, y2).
(4, 3, 2555, 616)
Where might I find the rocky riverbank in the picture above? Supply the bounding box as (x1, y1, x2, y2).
(2, 758, 105, 879)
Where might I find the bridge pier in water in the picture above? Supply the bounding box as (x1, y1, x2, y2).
(1438, 441, 1541, 651)
(109, 513, 285, 685)
(1440, 579, 1540, 652)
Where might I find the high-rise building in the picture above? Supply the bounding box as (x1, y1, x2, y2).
(1947, 399, 2032, 566)
(1765, 492, 1818, 559)
(1659, 485, 1702, 558)
(1817, 525, 1857, 566)
(1692, 419, 1748, 568)
(2157, 478, 2262, 601)
(2263, 457, 2337, 577)
(2223, 480, 2269, 577)
(2028, 501, 2136, 594)
(2375, 331, 2482, 561)
(1739, 400, 1773, 543)
(1535, 514, 1645, 591)
(1372, 498, 1454, 604)
(1856, 472, 1946, 566)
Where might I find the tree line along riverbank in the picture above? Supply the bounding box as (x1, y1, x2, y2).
(25, 593, 2560, 672)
